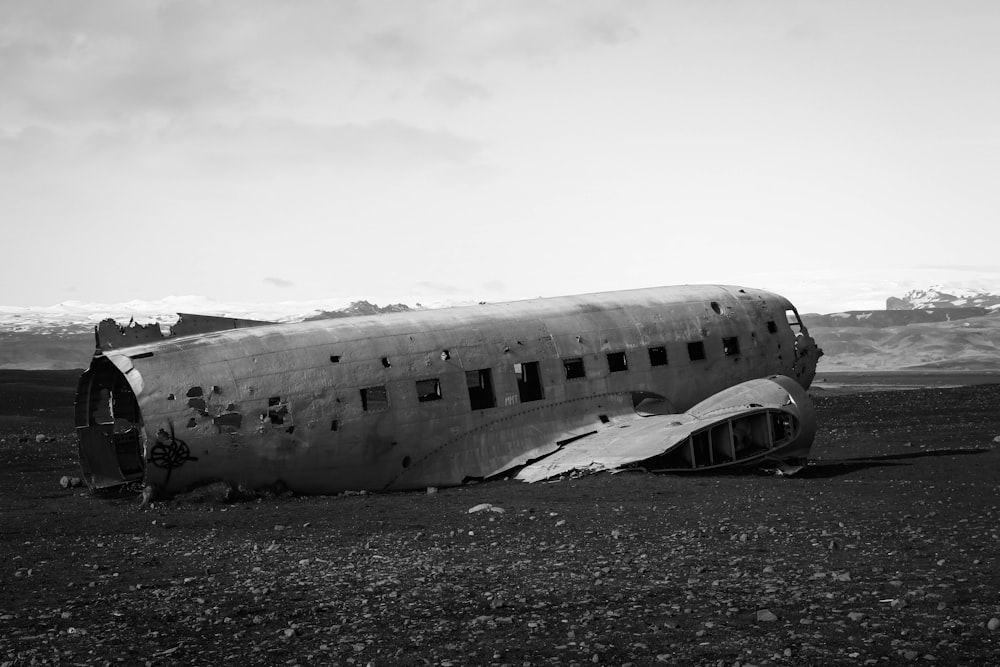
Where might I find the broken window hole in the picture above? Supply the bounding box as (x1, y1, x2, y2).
(607, 351, 628, 373)
(186, 418, 197, 428)
(515, 361, 544, 403)
(711, 301, 722, 314)
(416, 378, 442, 403)
(265, 397, 288, 425)
(723, 336, 741, 356)
(330, 355, 341, 363)
(360, 386, 388, 412)
(402, 456, 412, 468)
(381, 357, 391, 368)
(466, 369, 496, 411)
(767, 320, 778, 334)
(186, 386, 204, 398)
(166, 393, 175, 401)
(440, 350, 450, 361)
(648, 346, 668, 367)
(330, 419, 339, 431)
(687, 341, 706, 361)
(563, 357, 586, 380)
(599, 414, 610, 424)
(285, 426, 295, 434)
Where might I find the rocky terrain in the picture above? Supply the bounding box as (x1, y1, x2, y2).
(1, 371, 999, 665)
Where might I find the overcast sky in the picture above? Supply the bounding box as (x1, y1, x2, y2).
(2, 0, 999, 312)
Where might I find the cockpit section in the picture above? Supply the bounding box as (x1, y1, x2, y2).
(784, 307, 822, 388)
(75, 356, 145, 490)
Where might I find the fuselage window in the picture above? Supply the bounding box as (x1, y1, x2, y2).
(723, 336, 740, 356)
(360, 385, 388, 412)
(648, 346, 668, 367)
(563, 357, 586, 379)
(416, 378, 442, 402)
(607, 351, 628, 372)
(514, 361, 544, 403)
(687, 341, 706, 361)
(466, 369, 495, 410)
(767, 320, 778, 334)
(785, 309, 804, 333)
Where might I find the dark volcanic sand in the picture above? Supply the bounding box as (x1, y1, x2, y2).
(1, 372, 999, 666)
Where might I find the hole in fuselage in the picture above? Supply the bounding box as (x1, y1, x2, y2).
(75, 356, 145, 490)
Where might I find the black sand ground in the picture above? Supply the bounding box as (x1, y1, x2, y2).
(1, 371, 999, 666)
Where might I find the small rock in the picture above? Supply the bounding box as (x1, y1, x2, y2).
(848, 612, 865, 622)
(60, 476, 71, 488)
(468, 503, 496, 514)
(756, 609, 778, 622)
(427, 486, 438, 494)
(35, 434, 49, 443)
(987, 617, 1000, 631)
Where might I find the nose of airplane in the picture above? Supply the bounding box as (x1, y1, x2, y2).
(793, 330, 823, 389)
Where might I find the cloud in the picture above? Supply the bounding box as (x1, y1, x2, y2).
(0, 0, 645, 128)
(424, 75, 491, 108)
(263, 276, 295, 288)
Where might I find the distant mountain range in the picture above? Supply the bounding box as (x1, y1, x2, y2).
(803, 284, 1000, 371)
(1, 286, 998, 371)
(886, 285, 1000, 311)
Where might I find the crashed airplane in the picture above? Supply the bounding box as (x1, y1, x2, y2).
(75, 285, 823, 496)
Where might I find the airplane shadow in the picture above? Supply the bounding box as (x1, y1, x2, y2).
(797, 447, 992, 479)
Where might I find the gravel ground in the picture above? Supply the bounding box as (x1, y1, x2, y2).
(2, 379, 999, 666)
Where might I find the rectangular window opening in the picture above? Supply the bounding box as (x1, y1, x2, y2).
(767, 320, 778, 334)
(648, 346, 668, 367)
(785, 309, 803, 333)
(360, 385, 388, 412)
(466, 369, 496, 411)
(416, 378, 442, 403)
(723, 336, 740, 356)
(607, 351, 628, 373)
(330, 419, 339, 431)
(515, 361, 544, 403)
(562, 357, 586, 380)
(687, 341, 706, 361)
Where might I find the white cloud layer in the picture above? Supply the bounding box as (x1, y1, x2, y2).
(1, 0, 998, 311)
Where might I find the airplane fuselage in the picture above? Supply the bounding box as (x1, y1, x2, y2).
(76, 285, 822, 494)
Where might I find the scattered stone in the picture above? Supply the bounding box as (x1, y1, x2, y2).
(987, 617, 1000, 631)
(35, 434, 49, 443)
(756, 609, 778, 622)
(427, 486, 438, 494)
(848, 612, 865, 622)
(468, 503, 504, 514)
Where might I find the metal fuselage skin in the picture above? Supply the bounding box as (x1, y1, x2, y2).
(75, 285, 821, 494)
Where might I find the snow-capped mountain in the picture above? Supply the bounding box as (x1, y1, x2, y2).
(886, 285, 1000, 311)
(0, 294, 462, 335)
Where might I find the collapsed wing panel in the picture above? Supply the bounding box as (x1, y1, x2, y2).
(515, 375, 814, 482)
